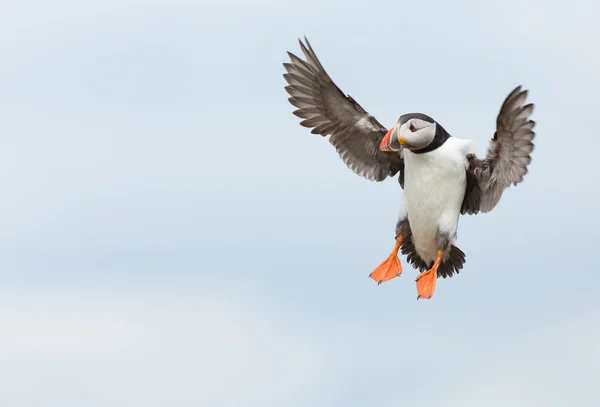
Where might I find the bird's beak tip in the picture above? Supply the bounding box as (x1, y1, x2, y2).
(380, 126, 397, 152)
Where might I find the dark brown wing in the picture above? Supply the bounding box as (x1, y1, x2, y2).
(283, 37, 404, 183)
(461, 85, 536, 215)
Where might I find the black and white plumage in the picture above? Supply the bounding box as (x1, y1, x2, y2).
(283, 37, 536, 297)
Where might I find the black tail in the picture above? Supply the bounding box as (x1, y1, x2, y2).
(437, 246, 466, 278)
(398, 225, 467, 279)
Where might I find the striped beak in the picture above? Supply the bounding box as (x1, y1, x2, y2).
(380, 125, 403, 152)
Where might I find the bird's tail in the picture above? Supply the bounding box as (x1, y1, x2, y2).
(437, 246, 466, 278)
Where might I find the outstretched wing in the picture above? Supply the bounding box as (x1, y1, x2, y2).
(283, 37, 404, 183)
(461, 86, 536, 215)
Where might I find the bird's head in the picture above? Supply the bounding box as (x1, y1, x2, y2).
(379, 113, 437, 152)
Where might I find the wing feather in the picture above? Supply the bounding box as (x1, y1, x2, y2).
(461, 86, 536, 214)
(283, 37, 404, 183)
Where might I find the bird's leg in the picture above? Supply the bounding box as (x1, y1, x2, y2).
(416, 249, 444, 299)
(369, 236, 403, 285)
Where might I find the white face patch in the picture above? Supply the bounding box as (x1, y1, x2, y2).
(400, 119, 436, 150)
(409, 119, 432, 130)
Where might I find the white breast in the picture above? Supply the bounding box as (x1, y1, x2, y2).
(402, 137, 473, 264)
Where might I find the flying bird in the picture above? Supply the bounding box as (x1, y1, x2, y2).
(282, 38, 536, 299)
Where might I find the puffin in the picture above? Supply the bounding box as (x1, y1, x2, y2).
(283, 38, 536, 299)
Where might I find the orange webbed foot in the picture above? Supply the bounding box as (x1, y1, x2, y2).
(369, 237, 403, 285)
(416, 269, 437, 299)
(416, 249, 444, 299)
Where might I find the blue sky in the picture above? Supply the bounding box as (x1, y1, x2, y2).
(0, 0, 598, 406)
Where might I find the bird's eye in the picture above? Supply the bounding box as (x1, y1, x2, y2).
(409, 123, 416, 132)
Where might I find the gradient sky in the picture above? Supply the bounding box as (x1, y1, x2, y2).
(0, 0, 598, 406)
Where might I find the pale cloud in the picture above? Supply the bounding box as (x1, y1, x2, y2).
(436, 309, 600, 407)
(0, 308, 132, 356)
(0, 288, 331, 406)
(474, 0, 600, 75)
(0, 284, 597, 406)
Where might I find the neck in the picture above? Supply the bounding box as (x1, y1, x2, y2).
(411, 123, 451, 154)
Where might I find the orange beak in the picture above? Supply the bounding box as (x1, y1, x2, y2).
(380, 127, 395, 151)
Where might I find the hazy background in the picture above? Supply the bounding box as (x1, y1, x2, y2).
(0, 0, 598, 406)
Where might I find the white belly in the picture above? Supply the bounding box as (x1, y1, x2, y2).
(402, 138, 471, 264)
